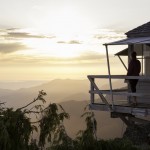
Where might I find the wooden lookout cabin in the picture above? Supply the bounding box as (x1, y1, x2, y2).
(88, 22, 150, 126)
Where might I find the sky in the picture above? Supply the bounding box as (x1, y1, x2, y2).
(0, 0, 150, 81)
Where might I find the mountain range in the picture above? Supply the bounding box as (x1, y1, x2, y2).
(0, 79, 126, 139)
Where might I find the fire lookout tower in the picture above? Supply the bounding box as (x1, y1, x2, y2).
(88, 22, 150, 126)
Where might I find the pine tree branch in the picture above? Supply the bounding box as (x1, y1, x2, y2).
(17, 98, 38, 111)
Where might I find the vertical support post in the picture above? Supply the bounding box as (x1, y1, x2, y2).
(90, 77, 95, 104)
(142, 44, 144, 75)
(143, 44, 149, 75)
(127, 45, 134, 103)
(105, 45, 114, 109)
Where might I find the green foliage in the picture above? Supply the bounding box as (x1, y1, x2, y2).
(38, 103, 70, 148)
(0, 90, 146, 150)
(72, 110, 140, 150)
(0, 108, 34, 150)
(28, 139, 39, 150)
(0, 90, 46, 150)
(74, 111, 97, 150)
(100, 138, 140, 150)
(0, 90, 70, 150)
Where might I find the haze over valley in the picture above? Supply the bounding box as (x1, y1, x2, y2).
(0, 79, 126, 139)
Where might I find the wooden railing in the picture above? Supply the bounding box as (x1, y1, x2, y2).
(87, 75, 150, 110)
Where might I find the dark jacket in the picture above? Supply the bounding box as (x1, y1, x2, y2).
(127, 58, 141, 76)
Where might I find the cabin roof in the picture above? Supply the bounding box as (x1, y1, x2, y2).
(105, 21, 150, 45)
(105, 36, 150, 45)
(126, 21, 150, 37)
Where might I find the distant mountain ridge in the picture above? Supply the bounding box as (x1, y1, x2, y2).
(0, 79, 126, 139)
(0, 78, 126, 107)
(0, 80, 47, 90)
(0, 79, 90, 107)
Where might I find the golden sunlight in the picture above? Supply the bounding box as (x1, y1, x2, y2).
(16, 6, 95, 59)
(19, 38, 82, 58)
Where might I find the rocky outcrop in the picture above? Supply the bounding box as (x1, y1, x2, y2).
(123, 123, 150, 145)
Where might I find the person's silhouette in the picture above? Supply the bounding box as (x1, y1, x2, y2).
(127, 51, 141, 105)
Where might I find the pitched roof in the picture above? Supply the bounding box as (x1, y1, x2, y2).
(104, 36, 150, 45)
(125, 21, 150, 37)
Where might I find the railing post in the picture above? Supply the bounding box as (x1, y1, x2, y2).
(105, 45, 114, 109)
(142, 44, 144, 76)
(90, 77, 95, 104)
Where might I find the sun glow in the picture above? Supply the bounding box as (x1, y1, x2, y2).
(19, 37, 82, 58)
(15, 6, 95, 59)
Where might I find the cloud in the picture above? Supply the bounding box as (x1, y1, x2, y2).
(94, 33, 125, 40)
(0, 51, 107, 67)
(57, 40, 81, 44)
(0, 28, 55, 40)
(94, 29, 125, 40)
(68, 40, 81, 44)
(57, 41, 66, 44)
(6, 32, 55, 39)
(0, 42, 28, 53)
(7, 28, 20, 31)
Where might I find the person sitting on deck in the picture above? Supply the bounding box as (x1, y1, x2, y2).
(127, 51, 141, 106)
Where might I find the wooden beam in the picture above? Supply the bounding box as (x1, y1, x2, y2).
(90, 77, 94, 104)
(89, 90, 150, 97)
(90, 103, 150, 116)
(88, 77, 112, 110)
(120, 116, 132, 126)
(87, 75, 150, 80)
(129, 116, 150, 124)
(118, 55, 128, 71)
(105, 45, 114, 108)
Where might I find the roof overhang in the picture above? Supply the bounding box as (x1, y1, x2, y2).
(104, 36, 150, 45)
(114, 48, 142, 56)
(115, 48, 128, 56)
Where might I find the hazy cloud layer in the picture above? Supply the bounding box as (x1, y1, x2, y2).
(6, 32, 55, 39)
(68, 40, 81, 44)
(0, 43, 28, 53)
(57, 40, 81, 44)
(57, 41, 66, 44)
(6, 32, 46, 39)
(0, 28, 56, 54)
(0, 52, 107, 66)
(94, 29, 125, 40)
(0, 28, 55, 40)
(7, 28, 20, 31)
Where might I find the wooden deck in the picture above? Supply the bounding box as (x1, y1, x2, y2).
(88, 75, 150, 118)
(90, 102, 150, 116)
